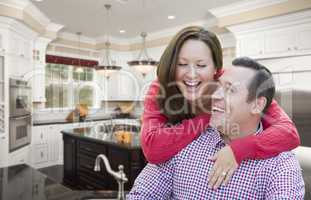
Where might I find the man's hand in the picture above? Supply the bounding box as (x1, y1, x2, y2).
(208, 145, 238, 190)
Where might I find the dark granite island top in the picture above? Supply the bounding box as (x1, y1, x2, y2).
(0, 164, 122, 200)
(61, 126, 141, 150)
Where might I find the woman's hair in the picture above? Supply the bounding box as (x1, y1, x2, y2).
(156, 26, 223, 124)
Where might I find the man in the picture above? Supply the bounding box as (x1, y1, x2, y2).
(127, 57, 305, 199)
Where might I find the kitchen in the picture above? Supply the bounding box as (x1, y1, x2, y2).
(0, 0, 311, 199)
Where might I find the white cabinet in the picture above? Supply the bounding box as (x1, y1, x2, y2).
(237, 26, 311, 59)
(295, 26, 311, 52)
(8, 147, 30, 166)
(0, 56, 4, 133)
(31, 123, 75, 168)
(32, 37, 52, 103)
(264, 28, 296, 56)
(33, 144, 48, 164)
(232, 11, 311, 59)
(238, 34, 264, 58)
(31, 125, 62, 168)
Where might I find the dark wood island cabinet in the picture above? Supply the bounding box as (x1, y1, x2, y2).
(62, 126, 146, 191)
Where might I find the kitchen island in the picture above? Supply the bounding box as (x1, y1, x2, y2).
(0, 164, 124, 200)
(61, 125, 146, 191)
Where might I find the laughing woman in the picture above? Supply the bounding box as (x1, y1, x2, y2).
(140, 26, 300, 189)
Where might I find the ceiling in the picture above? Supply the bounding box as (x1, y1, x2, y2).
(33, 0, 241, 39)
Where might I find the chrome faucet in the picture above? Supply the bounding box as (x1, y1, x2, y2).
(94, 154, 128, 200)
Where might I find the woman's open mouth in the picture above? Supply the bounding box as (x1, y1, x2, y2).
(183, 80, 202, 92)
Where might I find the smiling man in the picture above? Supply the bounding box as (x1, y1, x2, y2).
(127, 57, 305, 200)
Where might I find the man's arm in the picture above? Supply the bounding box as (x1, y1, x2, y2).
(127, 160, 174, 200)
(265, 152, 305, 200)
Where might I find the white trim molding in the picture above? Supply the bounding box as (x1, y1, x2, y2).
(227, 9, 311, 35)
(209, 0, 288, 18)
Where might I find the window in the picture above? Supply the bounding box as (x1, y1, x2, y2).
(45, 64, 96, 109)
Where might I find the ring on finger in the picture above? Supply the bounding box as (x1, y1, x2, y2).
(221, 171, 227, 176)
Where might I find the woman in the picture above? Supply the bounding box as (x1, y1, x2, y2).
(140, 26, 300, 189)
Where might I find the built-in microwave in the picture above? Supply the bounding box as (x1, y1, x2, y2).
(9, 79, 31, 117)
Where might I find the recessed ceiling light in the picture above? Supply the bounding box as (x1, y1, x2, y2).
(168, 15, 175, 20)
(33, 0, 43, 2)
(119, 30, 126, 34)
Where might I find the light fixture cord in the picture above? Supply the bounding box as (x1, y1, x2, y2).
(104, 4, 113, 67)
(138, 32, 151, 61)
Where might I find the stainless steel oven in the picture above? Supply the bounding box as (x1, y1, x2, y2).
(9, 115, 31, 152)
(9, 78, 31, 152)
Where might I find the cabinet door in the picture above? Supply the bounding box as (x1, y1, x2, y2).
(47, 126, 58, 162)
(63, 135, 77, 184)
(295, 26, 311, 52)
(264, 28, 296, 56)
(32, 126, 48, 145)
(238, 34, 264, 57)
(33, 144, 48, 164)
(32, 65, 45, 102)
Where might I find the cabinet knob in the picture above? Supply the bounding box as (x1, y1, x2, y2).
(40, 133, 43, 139)
(41, 152, 44, 158)
(259, 50, 263, 54)
(288, 47, 291, 51)
(294, 46, 298, 50)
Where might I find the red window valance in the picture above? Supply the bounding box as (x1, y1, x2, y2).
(46, 55, 98, 68)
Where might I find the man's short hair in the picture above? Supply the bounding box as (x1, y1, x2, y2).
(232, 57, 275, 113)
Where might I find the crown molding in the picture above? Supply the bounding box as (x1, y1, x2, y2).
(0, 0, 29, 10)
(45, 23, 64, 36)
(209, 0, 288, 18)
(58, 31, 97, 45)
(0, 16, 38, 39)
(23, 1, 50, 26)
(227, 9, 311, 35)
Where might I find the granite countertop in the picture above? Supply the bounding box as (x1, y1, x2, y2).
(0, 164, 122, 200)
(61, 126, 141, 150)
(33, 114, 139, 126)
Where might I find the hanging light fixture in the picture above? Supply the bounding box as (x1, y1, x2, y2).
(95, 4, 121, 78)
(127, 32, 158, 76)
(76, 32, 84, 73)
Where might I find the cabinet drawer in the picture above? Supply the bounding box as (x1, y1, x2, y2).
(34, 144, 48, 164)
(33, 129, 48, 144)
(78, 173, 106, 190)
(9, 150, 29, 166)
(78, 140, 106, 155)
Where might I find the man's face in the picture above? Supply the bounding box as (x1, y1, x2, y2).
(210, 67, 257, 136)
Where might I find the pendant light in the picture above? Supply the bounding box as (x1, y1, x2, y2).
(127, 32, 158, 76)
(95, 4, 121, 78)
(76, 32, 84, 73)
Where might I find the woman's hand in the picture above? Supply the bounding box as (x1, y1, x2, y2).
(208, 145, 238, 190)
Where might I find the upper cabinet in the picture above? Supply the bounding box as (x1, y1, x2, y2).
(230, 10, 311, 60)
(236, 24, 311, 59)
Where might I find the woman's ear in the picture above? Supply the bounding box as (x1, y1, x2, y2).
(213, 69, 224, 80)
(251, 96, 267, 114)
